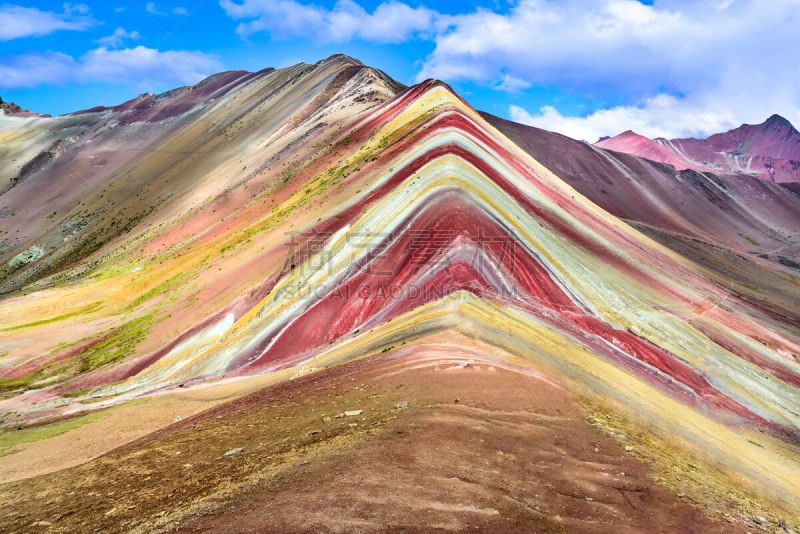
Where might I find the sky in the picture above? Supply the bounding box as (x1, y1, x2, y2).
(1, 0, 799, 141)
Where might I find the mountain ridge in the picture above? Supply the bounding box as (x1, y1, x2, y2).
(597, 114, 800, 182)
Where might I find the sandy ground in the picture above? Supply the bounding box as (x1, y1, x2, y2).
(0, 338, 766, 533)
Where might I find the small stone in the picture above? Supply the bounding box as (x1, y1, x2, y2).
(307, 429, 320, 435)
(174, 416, 183, 422)
(454, 398, 459, 404)
(624, 445, 633, 451)
(323, 416, 332, 422)
(344, 410, 363, 416)
(395, 401, 408, 409)
(335, 413, 345, 418)
(753, 516, 767, 525)
(223, 447, 243, 457)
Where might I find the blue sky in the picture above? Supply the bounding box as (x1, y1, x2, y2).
(1, 0, 799, 140)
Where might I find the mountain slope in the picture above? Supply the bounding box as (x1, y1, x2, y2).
(0, 55, 400, 294)
(485, 113, 800, 265)
(1, 57, 799, 531)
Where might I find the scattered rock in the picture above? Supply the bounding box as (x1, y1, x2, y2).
(394, 401, 408, 409)
(223, 448, 243, 457)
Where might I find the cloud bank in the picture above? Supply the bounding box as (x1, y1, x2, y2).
(0, 3, 96, 40)
(0, 46, 223, 90)
(220, 0, 442, 43)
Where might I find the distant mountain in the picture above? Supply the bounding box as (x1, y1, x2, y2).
(593, 129, 708, 172)
(596, 114, 800, 183)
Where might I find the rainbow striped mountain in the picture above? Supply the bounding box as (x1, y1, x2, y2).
(1, 55, 799, 533)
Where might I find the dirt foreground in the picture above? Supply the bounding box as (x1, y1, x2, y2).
(0, 339, 774, 533)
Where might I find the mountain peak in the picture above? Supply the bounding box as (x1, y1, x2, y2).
(763, 113, 798, 133)
(318, 53, 364, 67)
(0, 96, 21, 114)
(0, 96, 48, 118)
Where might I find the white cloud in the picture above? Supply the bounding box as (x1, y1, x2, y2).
(0, 3, 96, 40)
(495, 74, 531, 93)
(0, 46, 222, 90)
(142, 3, 189, 16)
(416, 0, 800, 139)
(220, 0, 440, 43)
(509, 94, 740, 142)
(80, 47, 222, 86)
(0, 51, 75, 88)
(95, 27, 142, 48)
(63, 3, 91, 15)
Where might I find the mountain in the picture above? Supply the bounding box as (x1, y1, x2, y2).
(0, 97, 49, 118)
(596, 114, 800, 183)
(593, 129, 709, 172)
(1, 56, 799, 532)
